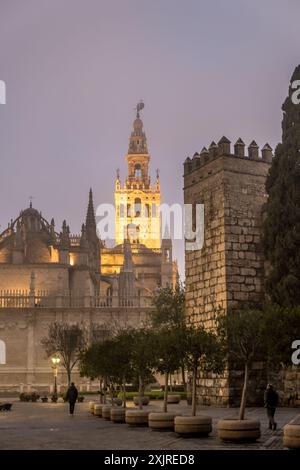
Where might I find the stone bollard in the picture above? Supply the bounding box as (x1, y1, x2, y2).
(102, 405, 113, 420)
(167, 395, 181, 404)
(93, 404, 103, 417)
(217, 419, 261, 442)
(283, 415, 300, 449)
(133, 396, 150, 406)
(111, 407, 126, 423)
(148, 412, 180, 431)
(89, 401, 95, 414)
(174, 415, 212, 436)
(125, 409, 150, 426)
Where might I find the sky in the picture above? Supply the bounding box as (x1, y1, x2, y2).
(0, 0, 299, 278)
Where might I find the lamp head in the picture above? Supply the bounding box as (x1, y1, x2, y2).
(51, 356, 61, 365)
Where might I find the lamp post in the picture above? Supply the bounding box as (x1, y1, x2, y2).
(51, 356, 61, 397)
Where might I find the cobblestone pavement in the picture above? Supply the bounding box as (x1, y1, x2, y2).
(0, 400, 299, 450)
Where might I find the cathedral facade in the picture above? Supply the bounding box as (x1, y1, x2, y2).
(0, 105, 177, 391)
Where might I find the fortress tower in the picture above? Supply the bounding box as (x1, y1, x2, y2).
(184, 137, 273, 404)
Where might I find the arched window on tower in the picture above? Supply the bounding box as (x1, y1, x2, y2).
(119, 204, 125, 218)
(127, 223, 138, 242)
(0, 340, 6, 365)
(152, 203, 157, 217)
(134, 164, 142, 178)
(134, 198, 141, 217)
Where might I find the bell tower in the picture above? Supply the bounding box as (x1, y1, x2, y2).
(115, 102, 161, 249)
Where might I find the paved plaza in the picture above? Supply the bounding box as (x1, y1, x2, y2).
(0, 399, 299, 450)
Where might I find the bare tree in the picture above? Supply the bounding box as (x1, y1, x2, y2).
(41, 322, 87, 386)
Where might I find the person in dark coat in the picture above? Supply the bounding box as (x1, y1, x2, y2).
(66, 382, 78, 415)
(264, 383, 279, 430)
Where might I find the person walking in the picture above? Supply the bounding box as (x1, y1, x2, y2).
(66, 382, 78, 416)
(264, 383, 279, 431)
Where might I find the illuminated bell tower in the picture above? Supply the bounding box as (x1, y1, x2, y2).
(115, 102, 161, 249)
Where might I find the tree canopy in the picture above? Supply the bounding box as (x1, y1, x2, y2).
(41, 322, 87, 385)
(263, 65, 300, 306)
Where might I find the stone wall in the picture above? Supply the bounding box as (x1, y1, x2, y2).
(0, 306, 150, 393)
(0, 264, 69, 293)
(184, 140, 272, 404)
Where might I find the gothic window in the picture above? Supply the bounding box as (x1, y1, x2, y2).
(134, 198, 141, 217)
(0, 340, 6, 365)
(120, 204, 125, 218)
(127, 204, 132, 217)
(134, 164, 142, 178)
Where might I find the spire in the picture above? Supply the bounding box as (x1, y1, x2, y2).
(128, 101, 148, 154)
(85, 188, 97, 234)
(80, 223, 88, 249)
(60, 220, 70, 248)
(162, 223, 171, 241)
(123, 239, 134, 272)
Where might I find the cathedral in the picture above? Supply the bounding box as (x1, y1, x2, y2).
(0, 103, 177, 310)
(0, 104, 177, 391)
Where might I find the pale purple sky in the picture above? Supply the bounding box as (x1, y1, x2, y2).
(0, 0, 299, 277)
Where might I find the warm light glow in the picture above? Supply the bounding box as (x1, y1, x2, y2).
(51, 356, 61, 366)
(69, 255, 74, 266)
(50, 246, 59, 263)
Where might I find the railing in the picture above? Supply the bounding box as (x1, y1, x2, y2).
(0, 289, 152, 308)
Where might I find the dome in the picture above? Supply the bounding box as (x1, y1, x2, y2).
(21, 207, 41, 219)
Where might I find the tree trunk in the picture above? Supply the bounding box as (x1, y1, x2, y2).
(138, 375, 143, 410)
(99, 378, 102, 403)
(109, 384, 114, 406)
(191, 366, 197, 416)
(181, 365, 186, 392)
(239, 362, 249, 420)
(163, 371, 169, 413)
(103, 377, 107, 404)
(122, 379, 126, 408)
(67, 367, 71, 387)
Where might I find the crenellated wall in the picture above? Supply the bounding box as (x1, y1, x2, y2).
(184, 137, 272, 404)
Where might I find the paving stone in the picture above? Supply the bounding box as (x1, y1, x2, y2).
(0, 400, 299, 450)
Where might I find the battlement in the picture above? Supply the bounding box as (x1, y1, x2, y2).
(184, 136, 273, 175)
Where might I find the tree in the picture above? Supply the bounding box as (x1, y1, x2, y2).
(153, 326, 186, 412)
(109, 330, 134, 408)
(41, 322, 87, 386)
(263, 304, 300, 369)
(129, 328, 157, 410)
(184, 325, 225, 416)
(79, 342, 106, 402)
(217, 309, 265, 420)
(151, 283, 187, 389)
(151, 283, 185, 328)
(263, 64, 300, 307)
(80, 339, 119, 404)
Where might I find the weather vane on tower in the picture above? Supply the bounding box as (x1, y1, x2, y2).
(135, 100, 145, 118)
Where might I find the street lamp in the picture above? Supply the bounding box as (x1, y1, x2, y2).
(51, 356, 61, 397)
